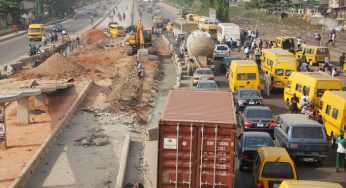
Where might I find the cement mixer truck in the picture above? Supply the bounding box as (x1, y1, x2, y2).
(180, 30, 215, 75)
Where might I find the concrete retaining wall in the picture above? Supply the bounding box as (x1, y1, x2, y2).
(161, 34, 181, 89)
(9, 80, 94, 188)
(115, 133, 131, 188)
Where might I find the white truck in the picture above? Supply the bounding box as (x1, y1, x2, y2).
(217, 23, 240, 43)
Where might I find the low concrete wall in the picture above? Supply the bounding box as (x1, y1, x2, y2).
(9, 80, 94, 188)
(115, 133, 131, 188)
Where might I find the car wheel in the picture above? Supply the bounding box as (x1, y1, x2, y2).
(239, 161, 244, 171)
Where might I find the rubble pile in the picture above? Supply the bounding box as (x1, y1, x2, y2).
(19, 53, 86, 80)
(74, 134, 109, 147)
(81, 29, 108, 43)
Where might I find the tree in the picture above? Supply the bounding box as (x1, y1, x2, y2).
(45, 0, 78, 17)
(0, 0, 23, 22)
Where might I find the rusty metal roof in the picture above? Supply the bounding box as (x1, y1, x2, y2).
(160, 89, 236, 127)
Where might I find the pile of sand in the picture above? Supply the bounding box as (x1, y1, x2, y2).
(20, 53, 85, 80)
(81, 29, 108, 43)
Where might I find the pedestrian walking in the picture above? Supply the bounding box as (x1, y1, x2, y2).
(335, 131, 346, 172)
(332, 68, 338, 77)
(255, 30, 259, 38)
(259, 39, 263, 50)
(90, 15, 94, 25)
(326, 30, 336, 47)
(290, 93, 299, 114)
(12, 23, 18, 33)
(340, 53, 345, 69)
(123, 12, 126, 21)
(54, 32, 58, 43)
(300, 61, 308, 72)
(42, 35, 47, 46)
(236, 39, 241, 52)
(297, 36, 302, 49)
(244, 46, 250, 60)
(264, 71, 271, 97)
(317, 33, 321, 46)
(137, 61, 143, 78)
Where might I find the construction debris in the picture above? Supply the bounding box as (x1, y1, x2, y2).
(74, 134, 109, 147)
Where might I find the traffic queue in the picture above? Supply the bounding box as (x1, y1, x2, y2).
(190, 20, 346, 188)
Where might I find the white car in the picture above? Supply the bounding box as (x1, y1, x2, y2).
(196, 80, 218, 90)
(213, 44, 230, 60)
(192, 68, 215, 85)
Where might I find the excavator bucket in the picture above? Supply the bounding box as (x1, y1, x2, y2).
(137, 48, 149, 62)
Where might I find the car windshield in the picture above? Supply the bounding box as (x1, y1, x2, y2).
(275, 69, 284, 76)
(246, 109, 272, 119)
(196, 69, 212, 75)
(245, 137, 273, 148)
(237, 73, 256, 80)
(29, 28, 41, 32)
(292, 127, 323, 139)
(217, 45, 228, 51)
(198, 82, 217, 88)
(316, 48, 329, 54)
(239, 90, 261, 98)
(285, 70, 293, 76)
(262, 162, 294, 179)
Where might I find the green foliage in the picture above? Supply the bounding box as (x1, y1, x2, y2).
(46, 0, 78, 17)
(0, 0, 23, 21)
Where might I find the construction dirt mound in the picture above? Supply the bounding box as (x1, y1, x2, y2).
(81, 29, 108, 43)
(19, 53, 86, 80)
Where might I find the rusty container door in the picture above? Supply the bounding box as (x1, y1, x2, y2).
(158, 124, 198, 188)
(196, 126, 236, 188)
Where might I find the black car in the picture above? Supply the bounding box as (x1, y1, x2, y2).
(126, 25, 137, 33)
(236, 132, 274, 170)
(239, 106, 276, 134)
(234, 88, 263, 111)
(52, 24, 63, 33)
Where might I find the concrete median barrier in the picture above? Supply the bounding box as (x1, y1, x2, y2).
(9, 80, 94, 188)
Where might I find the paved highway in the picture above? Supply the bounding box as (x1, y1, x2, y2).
(0, 2, 110, 66)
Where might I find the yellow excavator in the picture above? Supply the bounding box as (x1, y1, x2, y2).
(127, 19, 153, 56)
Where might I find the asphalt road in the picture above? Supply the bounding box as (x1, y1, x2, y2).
(0, 2, 110, 66)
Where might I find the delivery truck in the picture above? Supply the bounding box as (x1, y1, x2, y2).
(157, 89, 237, 188)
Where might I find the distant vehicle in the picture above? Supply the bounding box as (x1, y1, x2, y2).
(52, 23, 64, 33)
(28, 24, 45, 41)
(126, 25, 137, 33)
(234, 89, 263, 111)
(236, 132, 274, 171)
(228, 60, 260, 93)
(217, 22, 240, 44)
(196, 80, 218, 90)
(192, 68, 214, 85)
(239, 106, 276, 134)
(213, 44, 230, 60)
(274, 114, 328, 161)
(108, 24, 126, 37)
(87, 9, 97, 16)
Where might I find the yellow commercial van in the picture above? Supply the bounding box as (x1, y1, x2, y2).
(275, 37, 296, 52)
(284, 72, 342, 109)
(228, 60, 260, 92)
(279, 180, 343, 188)
(295, 45, 330, 65)
(319, 91, 346, 144)
(108, 24, 126, 37)
(261, 48, 297, 89)
(28, 24, 45, 41)
(253, 147, 298, 188)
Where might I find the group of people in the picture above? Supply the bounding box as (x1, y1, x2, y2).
(28, 44, 42, 56)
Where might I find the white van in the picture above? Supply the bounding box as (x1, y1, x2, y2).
(217, 23, 240, 43)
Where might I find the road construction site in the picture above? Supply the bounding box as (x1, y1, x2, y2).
(2, 0, 346, 188)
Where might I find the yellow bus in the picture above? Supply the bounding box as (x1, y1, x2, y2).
(261, 48, 297, 89)
(228, 60, 260, 92)
(198, 16, 218, 39)
(284, 72, 342, 109)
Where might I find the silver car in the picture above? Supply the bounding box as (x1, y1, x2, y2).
(196, 80, 218, 90)
(213, 44, 230, 60)
(192, 68, 215, 85)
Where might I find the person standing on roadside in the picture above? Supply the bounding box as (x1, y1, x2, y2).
(317, 33, 321, 46)
(335, 131, 346, 172)
(90, 15, 94, 25)
(326, 30, 336, 47)
(290, 93, 299, 114)
(297, 36, 302, 49)
(340, 53, 345, 69)
(244, 46, 250, 60)
(123, 12, 126, 21)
